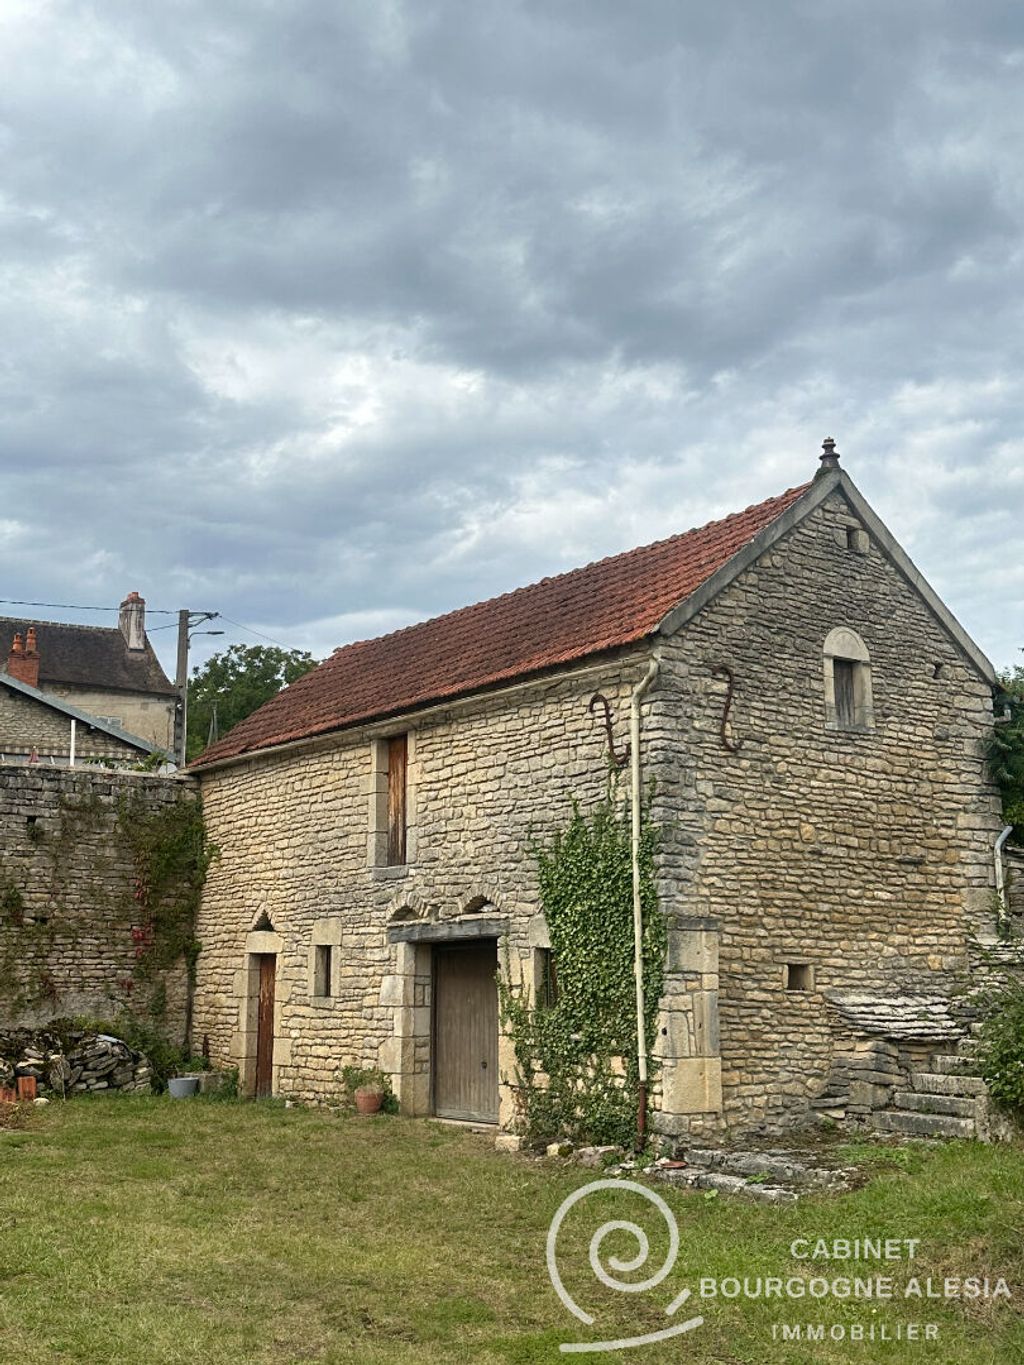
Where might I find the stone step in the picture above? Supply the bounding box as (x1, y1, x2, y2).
(684, 1148, 811, 1183)
(931, 1054, 979, 1076)
(891, 1091, 979, 1118)
(911, 1071, 987, 1098)
(871, 1111, 976, 1140)
(655, 1167, 797, 1204)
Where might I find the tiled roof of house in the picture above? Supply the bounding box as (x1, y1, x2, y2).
(193, 482, 811, 767)
(0, 617, 175, 696)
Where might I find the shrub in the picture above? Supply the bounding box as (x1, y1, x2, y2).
(974, 975, 1024, 1115)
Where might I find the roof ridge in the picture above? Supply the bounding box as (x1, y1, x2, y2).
(327, 482, 812, 660)
(0, 615, 122, 635)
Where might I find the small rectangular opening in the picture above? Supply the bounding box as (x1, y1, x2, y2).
(313, 944, 333, 998)
(846, 526, 868, 553)
(833, 659, 857, 728)
(784, 963, 813, 992)
(536, 949, 559, 1009)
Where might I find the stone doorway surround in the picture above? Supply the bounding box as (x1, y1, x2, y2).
(383, 906, 509, 1119)
(231, 924, 291, 1097)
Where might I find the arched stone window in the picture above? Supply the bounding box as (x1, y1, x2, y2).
(823, 627, 874, 731)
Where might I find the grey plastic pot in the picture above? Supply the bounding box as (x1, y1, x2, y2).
(168, 1076, 200, 1099)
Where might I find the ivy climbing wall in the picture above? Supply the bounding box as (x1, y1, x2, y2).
(0, 764, 202, 1036)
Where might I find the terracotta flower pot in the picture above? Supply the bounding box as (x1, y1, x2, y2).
(16, 1076, 37, 1101)
(354, 1086, 384, 1115)
(0, 1086, 17, 1104)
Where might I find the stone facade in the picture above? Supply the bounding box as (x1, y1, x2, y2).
(0, 685, 146, 764)
(42, 683, 175, 752)
(0, 765, 193, 1035)
(640, 489, 1002, 1133)
(192, 480, 1002, 1136)
(192, 663, 641, 1117)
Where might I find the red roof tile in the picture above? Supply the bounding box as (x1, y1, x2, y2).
(193, 482, 810, 767)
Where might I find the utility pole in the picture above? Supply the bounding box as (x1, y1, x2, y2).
(174, 609, 223, 767)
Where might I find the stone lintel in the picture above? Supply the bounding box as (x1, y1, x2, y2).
(387, 916, 507, 944)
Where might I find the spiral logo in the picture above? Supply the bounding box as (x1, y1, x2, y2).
(546, 1179, 704, 1354)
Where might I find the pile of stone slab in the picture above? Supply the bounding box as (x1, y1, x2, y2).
(0, 1027, 152, 1097)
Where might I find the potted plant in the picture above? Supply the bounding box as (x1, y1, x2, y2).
(342, 1065, 389, 1115)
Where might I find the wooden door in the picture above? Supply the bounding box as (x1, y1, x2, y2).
(433, 942, 499, 1123)
(255, 954, 276, 1098)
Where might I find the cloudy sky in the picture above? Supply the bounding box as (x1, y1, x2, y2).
(1, 0, 1022, 677)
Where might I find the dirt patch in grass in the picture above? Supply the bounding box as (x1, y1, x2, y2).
(0, 1099, 33, 1130)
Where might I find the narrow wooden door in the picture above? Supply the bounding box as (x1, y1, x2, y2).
(255, 954, 276, 1098)
(433, 942, 499, 1123)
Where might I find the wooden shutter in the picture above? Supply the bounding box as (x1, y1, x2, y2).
(834, 659, 857, 727)
(387, 735, 407, 865)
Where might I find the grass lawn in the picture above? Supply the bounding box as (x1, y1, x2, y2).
(0, 1098, 1022, 1363)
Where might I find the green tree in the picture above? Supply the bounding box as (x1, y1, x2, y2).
(989, 664, 1024, 842)
(187, 644, 318, 759)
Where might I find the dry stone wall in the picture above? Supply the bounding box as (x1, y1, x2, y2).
(0, 765, 193, 1033)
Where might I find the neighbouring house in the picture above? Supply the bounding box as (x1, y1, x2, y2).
(0, 592, 177, 752)
(189, 444, 1003, 1140)
(0, 649, 160, 766)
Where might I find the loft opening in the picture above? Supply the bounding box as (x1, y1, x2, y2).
(822, 627, 874, 731)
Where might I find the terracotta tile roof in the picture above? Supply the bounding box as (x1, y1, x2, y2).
(0, 617, 175, 696)
(193, 482, 810, 767)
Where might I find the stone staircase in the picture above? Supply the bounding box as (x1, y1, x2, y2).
(870, 1052, 990, 1140)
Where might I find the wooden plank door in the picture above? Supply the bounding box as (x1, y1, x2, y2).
(433, 942, 499, 1123)
(255, 954, 276, 1098)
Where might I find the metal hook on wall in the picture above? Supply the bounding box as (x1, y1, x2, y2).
(711, 663, 742, 754)
(588, 692, 631, 768)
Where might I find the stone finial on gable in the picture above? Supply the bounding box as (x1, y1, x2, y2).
(817, 436, 841, 476)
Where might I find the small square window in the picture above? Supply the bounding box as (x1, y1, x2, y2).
(784, 963, 814, 992)
(314, 944, 333, 998)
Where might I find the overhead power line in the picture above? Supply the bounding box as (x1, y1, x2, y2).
(0, 598, 177, 614)
(0, 598, 294, 651)
(217, 614, 291, 649)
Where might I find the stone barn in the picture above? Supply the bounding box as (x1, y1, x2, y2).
(189, 445, 1002, 1139)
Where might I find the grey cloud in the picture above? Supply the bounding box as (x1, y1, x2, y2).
(0, 0, 1021, 677)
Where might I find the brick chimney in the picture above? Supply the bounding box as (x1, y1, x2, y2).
(7, 628, 40, 688)
(119, 591, 146, 651)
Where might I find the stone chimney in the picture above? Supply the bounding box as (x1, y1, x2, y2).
(119, 591, 147, 651)
(7, 628, 40, 688)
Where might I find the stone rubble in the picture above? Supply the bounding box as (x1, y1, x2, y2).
(0, 1027, 152, 1097)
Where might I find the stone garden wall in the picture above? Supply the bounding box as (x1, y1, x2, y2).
(0, 764, 196, 1037)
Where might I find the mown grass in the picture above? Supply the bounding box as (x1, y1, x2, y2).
(0, 1097, 1022, 1363)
